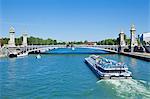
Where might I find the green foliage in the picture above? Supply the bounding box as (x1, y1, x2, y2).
(125, 39, 130, 45)
(84, 40, 88, 44)
(27, 36, 57, 45)
(124, 34, 130, 45)
(137, 39, 140, 46)
(1, 36, 58, 45)
(1, 36, 132, 46)
(97, 38, 118, 45)
(1, 38, 9, 46)
(15, 37, 23, 45)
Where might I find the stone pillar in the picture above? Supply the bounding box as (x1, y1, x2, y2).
(8, 26, 16, 47)
(22, 33, 28, 47)
(119, 30, 126, 52)
(130, 24, 138, 52)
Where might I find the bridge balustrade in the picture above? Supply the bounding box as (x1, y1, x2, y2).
(5, 44, 127, 55)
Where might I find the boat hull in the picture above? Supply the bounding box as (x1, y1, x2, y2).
(85, 59, 102, 79)
(85, 58, 132, 79)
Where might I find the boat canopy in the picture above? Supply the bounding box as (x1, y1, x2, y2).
(97, 58, 127, 69)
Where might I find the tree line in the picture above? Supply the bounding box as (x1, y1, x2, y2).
(0, 36, 131, 46)
(0, 36, 58, 46)
(96, 35, 130, 45)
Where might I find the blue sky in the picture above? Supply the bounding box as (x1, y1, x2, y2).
(0, 0, 149, 41)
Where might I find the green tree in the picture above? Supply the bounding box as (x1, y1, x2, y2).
(97, 39, 118, 45)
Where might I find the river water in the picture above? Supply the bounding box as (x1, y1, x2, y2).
(0, 48, 150, 99)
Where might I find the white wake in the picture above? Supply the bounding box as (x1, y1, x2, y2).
(97, 79, 150, 99)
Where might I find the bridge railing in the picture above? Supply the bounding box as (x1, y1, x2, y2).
(5, 44, 130, 54)
(27, 44, 119, 47)
(74, 45, 119, 48)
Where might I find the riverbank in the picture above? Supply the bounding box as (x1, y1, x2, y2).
(120, 52, 150, 62)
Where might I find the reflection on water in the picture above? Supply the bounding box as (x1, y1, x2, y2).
(118, 55, 124, 62)
(8, 63, 17, 80)
(130, 58, 137, 66)
(97, 79, 150, 98)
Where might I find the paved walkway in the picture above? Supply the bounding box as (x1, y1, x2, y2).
(121, 52, 150, 61)
(127, 52, 150, 58)
(136, 52, 150, 57)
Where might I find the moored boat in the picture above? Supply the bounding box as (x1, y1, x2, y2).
(85, 55, 132, 79)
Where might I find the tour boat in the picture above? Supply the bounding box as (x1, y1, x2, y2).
(85, 55, 132, 79)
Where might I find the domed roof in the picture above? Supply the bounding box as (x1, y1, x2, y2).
(9, 26, 15, 33)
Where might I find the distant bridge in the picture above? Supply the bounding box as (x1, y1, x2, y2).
(4, 45, 129, 55)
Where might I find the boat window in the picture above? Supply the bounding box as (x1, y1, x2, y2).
(105, 70, 126, 73)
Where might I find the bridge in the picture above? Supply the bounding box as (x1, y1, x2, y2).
(3, 44, 129, 56)
(1, 25, 138, 57)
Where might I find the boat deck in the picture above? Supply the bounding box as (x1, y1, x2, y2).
(85, 56, 132, 79)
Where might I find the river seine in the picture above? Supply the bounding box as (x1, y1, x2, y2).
(0, 48, 150, 99)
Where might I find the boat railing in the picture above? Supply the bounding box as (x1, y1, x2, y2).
(91, 55, 128, 69)
(98, 60, 127, 69)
